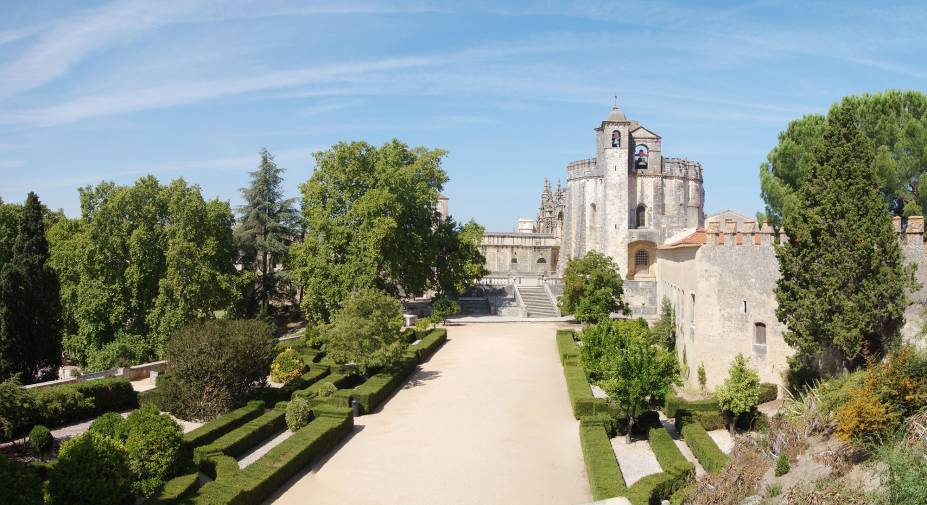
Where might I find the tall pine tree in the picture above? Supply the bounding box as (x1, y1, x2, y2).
(235, 149, 298, 316)
(775, 100, 917, 373)
(0, 193, 62, 382)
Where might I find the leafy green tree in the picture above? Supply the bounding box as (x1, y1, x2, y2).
(429, 295, 460, 325)
(321, 288, 406, 375)
(579, 318, 651, 382)
(716, 354, 760, 434)
(47, 177, 242, 368)
(651, 297, 675, 350)
(596, 328, 679, 443)
(0, 193, 62, 383)
(760, 90, 927, 226)
(289, 140, 449, 323)
(559, 251, 629, 323)
(235, 149, 299, 316)
(0, 376, 37, 442)
(433, 218, 488, 296)
(697, 362, 707, 391)
(47, 432, 132, 505)
(0, 199, 21, 271)
(775, 99, 917, 372)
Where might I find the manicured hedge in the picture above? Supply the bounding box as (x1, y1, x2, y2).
(193, 409, 286, 463)
(623, 422, 695, 505)
(30, 377, 139, 428)
(187, 407, 353, 505)
(142, 472, 200, 504)
(674, 408, 725, 432)
(563, 362, 608, 418)
(680, 422, 728, 473)
(758, 382, 778, 404)
(183, 401, 266, 449)
(556, 329, 579, 364)
(339, 358, 417, 415)
(407, 328, 447, 363)
(579, 417, 626, 500)
(664, 391, 719, 419)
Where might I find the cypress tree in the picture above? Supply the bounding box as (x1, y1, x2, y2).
(775, 100, 917, 373)
(235, 149, 298, 316)
(0, 192, 62, 382)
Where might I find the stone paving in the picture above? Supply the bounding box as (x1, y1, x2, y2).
(266, 322, 590, 505)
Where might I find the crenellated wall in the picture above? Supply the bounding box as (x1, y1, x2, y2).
(659, 216, 927, 389)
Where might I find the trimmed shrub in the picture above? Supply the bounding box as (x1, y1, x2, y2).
(675, 408, 726, 432)
(162, 319, 276, 421)
(556, 329, 579, 364)
(142, 472, 200, 505)
(345, 357, 417, 415)
(407, 328, 447, 363)
(28, 425, 53, 458)
(123, 408, 184, 497)
(623, 421, 695, 505)
(193, 410, 285, 463)
(579, 417, 626, 500)
(0, 377, 39, 440)
(47, 432, 132, 505)
(563, 362, 608, 418)
(0, 453, 43, 505)
(270, 348, 307, 384)
(758, 382, 779, 404)
(73, 377, 139, 414)
(285, 397, 313, 432)
(664, 391, 719, 419)
(681, 422, 729, 473)
(183, 400, 264, 448)
(775, 452, 790, 476)
(88, 411, 126, 440)
(32, 386, 93, 427)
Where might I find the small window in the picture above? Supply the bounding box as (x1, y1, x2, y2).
(511, 257, 518, 264)
(635, 249, 649, 266)
(537, 257, 547, 264)
(636, 205, 646, 228)
(754, 323, 767, 358)
(742, 299, 747, 314)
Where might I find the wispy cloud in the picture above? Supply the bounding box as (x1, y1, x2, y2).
(0, 24, 44, 46)
(0, 160, 24, 169)
(298, 99, 364, 116)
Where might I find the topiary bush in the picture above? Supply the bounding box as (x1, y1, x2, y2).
(32, 386, 93, 427)
(27, 425, 53, 459)
(88, 411, 126, 440)
(0, 453, 43, 505)
(162, 319, 276, 421)
(47, 432, 132, 505)
(122, 407, 184, 497)
(0, 377, 39, 441)
(285, 396, 314, 432)
(270, 348, 307, 384)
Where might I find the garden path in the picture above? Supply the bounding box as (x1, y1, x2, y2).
(267, 322, 590, 505)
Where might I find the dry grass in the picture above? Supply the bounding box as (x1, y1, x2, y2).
(686, 440, 768, 505)
(783, 476, 873, 505)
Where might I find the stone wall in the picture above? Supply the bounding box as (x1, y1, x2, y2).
(480, 232, 559, 275)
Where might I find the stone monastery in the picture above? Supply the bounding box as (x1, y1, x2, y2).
(474, 103, 927, 390)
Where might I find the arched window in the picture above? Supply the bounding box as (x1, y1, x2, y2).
(635, 249, 649, 266)
(536, 257, 547, 264)
(635, 145, 649, 170)
(753, 323, 767, 359)
(636, 204, 646, 228)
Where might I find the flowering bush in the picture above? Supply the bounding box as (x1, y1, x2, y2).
(270, 348, 307, 384)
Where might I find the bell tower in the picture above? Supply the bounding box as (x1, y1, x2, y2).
(597, 102, 632, 270)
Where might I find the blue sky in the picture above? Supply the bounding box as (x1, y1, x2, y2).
(1, 0, 926, 230)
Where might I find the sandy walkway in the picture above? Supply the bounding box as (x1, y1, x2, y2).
(267, 322, 590, 505)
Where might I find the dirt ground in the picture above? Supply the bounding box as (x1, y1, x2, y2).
(266, 322, 591, 505)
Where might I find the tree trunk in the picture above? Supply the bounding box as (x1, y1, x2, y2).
(626, 414, 634, 444)
(729, 414, 736, 436)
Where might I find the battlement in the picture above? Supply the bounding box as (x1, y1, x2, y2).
(663, 158, 704, 181)
(702, 215, 927, 248)
(566, 158, 599, 180)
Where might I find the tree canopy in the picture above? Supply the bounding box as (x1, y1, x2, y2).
(559, 251, 629, 324)
(321, 288, 407, 375)
(0, 193, 62, 383)
(289, 139, 482, 323)
(235, 148, 299, 316)
(715, 354, 760, 434)
(774, 98, 917, 374)
(47, 177, 243, 369)
(760, 90, 927, 227)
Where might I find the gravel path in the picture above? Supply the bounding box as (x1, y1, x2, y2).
(266, 322, 590, 505)
(610, 435, 662, 486)
(660, 416, 706, 477)
(238, 429, 294, 468)
(708, 429, 734, 454)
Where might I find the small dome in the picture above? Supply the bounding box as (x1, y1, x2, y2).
(606, 105, 627, 122)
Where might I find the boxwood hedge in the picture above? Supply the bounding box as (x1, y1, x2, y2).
(680, 422, 729, 473)
(579, 417, 626, 500)
(183, 401, 266, 449)
(142, 472, 200, 505)
(193, 409, 286, 464)
(407, 328, 447, 363)
(664, 391, 719, 419)
(623, 421, 694, 505)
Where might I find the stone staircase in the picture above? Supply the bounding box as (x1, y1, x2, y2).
(517, 286, 560, 317)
